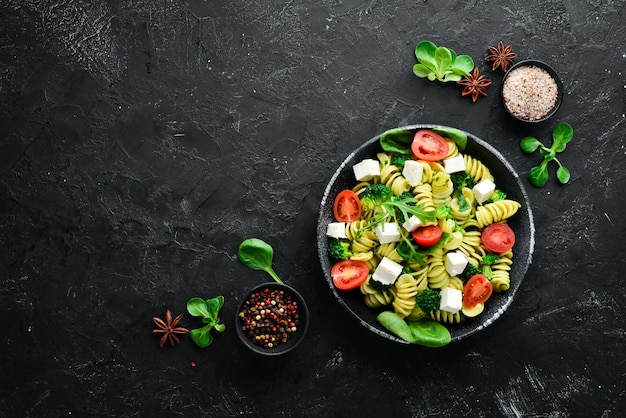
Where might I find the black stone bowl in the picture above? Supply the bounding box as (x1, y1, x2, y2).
(235, 282, 309, 355)
(316, 124, 535, 344)
(501, 59, 564, 123)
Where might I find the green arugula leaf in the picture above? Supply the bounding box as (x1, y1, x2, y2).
(396, 232, 450, 264)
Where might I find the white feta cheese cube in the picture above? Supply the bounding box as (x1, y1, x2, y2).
(352, 159, 380, 181)
(372, 257, 403, 285)
(375, 223, 401, 244)
(440, 287, 463, 314)
(444, 155, 466, 174)
(444, 251, 468, 276)
(402, 160, 423, 187)
(326, 222, 347, 239)
(472, 179, 496, 204)
(402, 215, 422, 232)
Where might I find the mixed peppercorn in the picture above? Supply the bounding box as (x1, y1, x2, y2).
(238, 287, 300, 349)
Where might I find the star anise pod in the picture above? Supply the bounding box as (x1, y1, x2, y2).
(458, 67, 492, 102)
(153, 310, 189, 347)
(485, 41, 517, 72)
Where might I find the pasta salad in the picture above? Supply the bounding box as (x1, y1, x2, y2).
(325, 128, 522, 341)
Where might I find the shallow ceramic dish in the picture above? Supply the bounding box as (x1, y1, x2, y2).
(316, 124, 535, 344)
(501, 59, 563, 123)
(235, 282, 309, 355)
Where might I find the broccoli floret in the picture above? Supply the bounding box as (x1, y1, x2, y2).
(436, 205, 453, 220)
(453, 222, 466, 234)
(484, 189, 507, 204)
(451, 171, 477, 191)
(482, 254, 500, 265)
(414, 289, 441, 313)
(362, 184, 393, 211)
(481, 254, 501, 280)
(394, 190, 416, 204)
(391, 154, 410, 170)
(328, 239, 353, 261)
(459, 262, 481, 281)
(369, 278, 392, 293)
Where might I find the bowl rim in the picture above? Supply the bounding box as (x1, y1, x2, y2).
(317, 124, 535, 345)
(501, 59, 564, 123)
(235, 282, 310, 355)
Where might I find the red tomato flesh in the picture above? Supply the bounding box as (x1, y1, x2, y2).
(463, 274, 493, 307)
(412, 225, 443, 247)
(481, 223, 515, 253)
(411, 130, 449, 161)
(333, 190, 362, 222)
(331, 260, 369, 290)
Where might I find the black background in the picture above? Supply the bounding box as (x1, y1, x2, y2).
(1, 1, 625, 416)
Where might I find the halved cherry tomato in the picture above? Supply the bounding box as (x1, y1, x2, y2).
(412, 225, 443, 247)
(411, 129, 449, 161)
(333, 189, 362, 222)
(481, 223, 515, 253)
(331, 260, 369, 290)
(463, 274, 493, 308)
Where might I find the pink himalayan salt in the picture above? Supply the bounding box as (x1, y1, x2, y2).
(503, 65, 558, 121)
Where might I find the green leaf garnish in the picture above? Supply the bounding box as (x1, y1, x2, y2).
(556, 165, 571, 184)
(520, 122, 573, 187)
(552, 122, 574, 152)
(432, 127, 467, 151)
(186, 295, 226, 348)
(413, 40, 474, 83)
(380, 128, 414, 155)
(520, 136, 542, 153)
(187, 297, 212, 318)
(377, 311, 451, 347)
(528, 160, 549, 188)
(379, 126, 468, 155)
(237, 238, 283, 284)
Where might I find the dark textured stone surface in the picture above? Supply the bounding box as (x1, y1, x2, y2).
(1, 0, 624, 416)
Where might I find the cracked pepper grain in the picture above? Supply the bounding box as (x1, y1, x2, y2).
(238, 288, 300, 349)
(503, 65, 558, 121)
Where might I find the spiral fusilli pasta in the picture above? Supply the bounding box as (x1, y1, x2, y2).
(326, 130, 523, 333)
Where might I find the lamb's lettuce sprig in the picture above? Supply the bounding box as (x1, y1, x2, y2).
(413, 40, 474, 83)
(520, 122, 573, 187)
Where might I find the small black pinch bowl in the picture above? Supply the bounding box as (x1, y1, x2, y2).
(235, 282, 309, 355)
(501, 59, 564, 123)
(316, 124, 535, 345)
